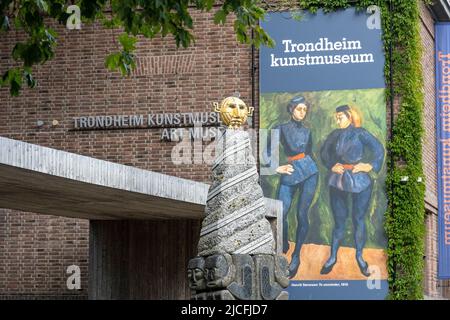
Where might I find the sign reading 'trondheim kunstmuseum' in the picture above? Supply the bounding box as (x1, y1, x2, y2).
(72, 112, 222, 141)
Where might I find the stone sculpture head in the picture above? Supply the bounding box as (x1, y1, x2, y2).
(214, 97, 254, 129)
(187, 256, 206, 290)
(204, 254, 234, 289)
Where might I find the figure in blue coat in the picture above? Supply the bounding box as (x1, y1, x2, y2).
(266, 96, 318, 279)
(320, 105, 385, 277)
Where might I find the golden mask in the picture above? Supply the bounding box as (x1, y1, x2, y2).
(213, 97, 254, 129)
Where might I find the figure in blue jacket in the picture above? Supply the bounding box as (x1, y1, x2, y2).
(320, 105, 385, 277)
(266, 96, 318, 279)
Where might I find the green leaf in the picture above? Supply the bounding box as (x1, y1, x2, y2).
(105, 51, 135, 76)
(118, 33, 137, 52)
(44, 29, 56, 43)
(205, 0, 215, 11)
(12, 43, 25, 60)
(23, 69, 36, 88)
(1, 68, 23, 96)
(105, 53, 121, 70)
(214, 9, 227, 24)
(35, 0, 48, 12)
(10, 78, 21, 96)
(1, 16, 10, 31)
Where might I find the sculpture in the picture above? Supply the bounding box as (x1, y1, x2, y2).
(188, 96, 289, 300)
(213, 96, 254, 129)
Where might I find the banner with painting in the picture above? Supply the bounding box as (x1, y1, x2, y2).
(259, 7, 388, 299)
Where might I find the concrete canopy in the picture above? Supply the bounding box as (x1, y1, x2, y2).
(429, 0, 450, 21)
(0, 137, 281, 221)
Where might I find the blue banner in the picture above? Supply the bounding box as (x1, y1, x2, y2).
(435, 23, 450, 280)
(260, 8, 385, 93)
(259, 7, 388, 300)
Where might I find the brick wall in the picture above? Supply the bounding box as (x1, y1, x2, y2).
(0, 210, 89, 299)
(0, 10, 253, 298)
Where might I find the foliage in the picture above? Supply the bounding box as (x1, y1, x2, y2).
(382, 0, 426, 301)
(105, 33, 137, 75)
(0, 0, 274, 95)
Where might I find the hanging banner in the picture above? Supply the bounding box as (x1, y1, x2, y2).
(435, 23, 450, 280)
(259, 7, 388, 299)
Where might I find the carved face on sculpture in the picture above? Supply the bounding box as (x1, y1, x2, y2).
(205, 254, 231, 289)
(274, 256, 290, 287)
(187, 257, 206, 290)
(214, 97, 254, 129)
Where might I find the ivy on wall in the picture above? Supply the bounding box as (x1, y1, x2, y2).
(292, 0, 426, 299)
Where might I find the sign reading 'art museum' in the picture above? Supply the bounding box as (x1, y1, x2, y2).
(73, 112, 222, 141)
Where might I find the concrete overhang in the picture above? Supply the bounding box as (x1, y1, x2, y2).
(0, 137, 281, 221)
(429, 0, 450, 22)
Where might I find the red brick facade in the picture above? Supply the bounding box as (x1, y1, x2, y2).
(0, 10, 253, 299)
(0, 5, 448, 299)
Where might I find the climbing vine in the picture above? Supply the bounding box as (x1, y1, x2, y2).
(286, 0, 426, 299)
